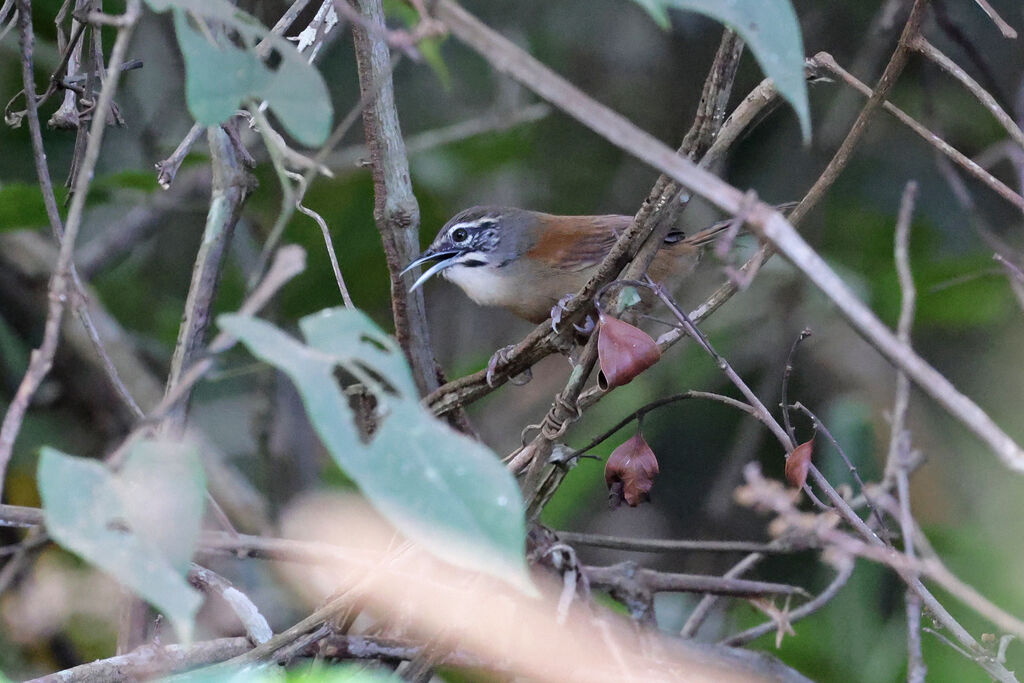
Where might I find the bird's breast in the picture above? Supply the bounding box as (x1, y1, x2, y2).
(443, 262, 585, 323)
(443, 264, 524, 308)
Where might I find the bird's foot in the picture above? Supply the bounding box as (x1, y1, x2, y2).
(550, 294, 574, 334)
(550, 294, 596, 335)
(486, 344, 533, 387)
(573, 314, 596, 335)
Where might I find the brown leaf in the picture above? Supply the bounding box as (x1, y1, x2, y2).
(784, 438, 814, 489)
(605, 431, 659, 507)
(597, 313, 661, 390)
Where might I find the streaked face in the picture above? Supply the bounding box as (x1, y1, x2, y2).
(401, 211, 505, 291)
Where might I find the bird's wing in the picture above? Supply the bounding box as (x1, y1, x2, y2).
(526, 214, 629, 271)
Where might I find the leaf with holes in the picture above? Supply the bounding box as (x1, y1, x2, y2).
(219, 309, 531, 590)
(143, 0, 333, 146)
(630, 0, 810, 141)
(38, 441, 205, 641)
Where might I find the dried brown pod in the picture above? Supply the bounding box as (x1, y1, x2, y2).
(596, 312, 661, 390)
(605, 431, 660, 507)
(785, 438, 815, 489)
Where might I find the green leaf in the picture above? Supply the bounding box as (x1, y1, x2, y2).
(631, 0, 811, 141)
(143, 0, 333, 146)
(618, 285, 642, 309)
(38, 441, 206, 642)
(220, 309, 531, 590)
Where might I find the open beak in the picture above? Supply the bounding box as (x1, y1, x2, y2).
(401, 249, 462, 292)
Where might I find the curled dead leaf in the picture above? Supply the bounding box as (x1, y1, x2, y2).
(784, 438, 814, 489)
(605, 431, 659, 507)
(596, 313, 661, 390)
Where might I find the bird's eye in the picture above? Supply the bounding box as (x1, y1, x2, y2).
(451, 227, 470, 243)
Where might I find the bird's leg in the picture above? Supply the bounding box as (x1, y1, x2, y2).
(486, 344, 533, 387)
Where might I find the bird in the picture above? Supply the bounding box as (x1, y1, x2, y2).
(402, 205, 742, 324)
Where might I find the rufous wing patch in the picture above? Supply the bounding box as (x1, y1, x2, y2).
(526, 215, 627, 271)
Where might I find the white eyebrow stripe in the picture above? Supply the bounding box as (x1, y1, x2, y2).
(448, 218, 495, 231)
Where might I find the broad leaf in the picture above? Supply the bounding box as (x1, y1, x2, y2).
(144, 0, 333, 146)
(220, 310, 530, 590)
(631, 0, 811, 141)
(38, 442, 206, 641)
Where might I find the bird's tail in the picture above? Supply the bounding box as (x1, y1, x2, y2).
(679, 201, 799, 247)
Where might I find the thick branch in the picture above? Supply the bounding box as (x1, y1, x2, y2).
(162, 126, 253, 434)
(348, 0, 439, 396)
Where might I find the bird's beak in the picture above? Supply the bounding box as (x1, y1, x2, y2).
(401, 249, 462, 292)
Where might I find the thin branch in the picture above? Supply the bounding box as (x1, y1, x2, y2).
(556, 532, 809, 555)
(818, 0, 908, 147)
(812, 51, 1024, 213)
(0, 504, 44, 527)
(27, 632, 501, 682)
(26, 637, 254, 683)
(106, 246, 307, 468)
(425, 64, 794, 418)
(349, 0, 439, 397)
(16, 0, 145, 422)
(722, 555, 856, 646)
(249, 53, 401, 288)
(970, 0, 1017, 39)
(737, 464, 1020, 682)
(161, 125, 254, 435)
(565, 390, 762, 460)
(267, 0, 316, 40)
(789, 401, 889, 534)
(517, 28, 747, 501)
(788, 0, 930, 227)
(994, 253, 1024, 312)
(155, 123, 205, 190)
(681, 553, 764, 639)
(780, 328, 812, 447)
(652, 285, 791, 451)
(584, 563, 808, 599)
(188, 564, 272, 645)
(0, 0, 141, 490)
(285, 169, 355, 307)
(432, 0, 1024, 472)
(913, 37, 1024, 153)
(889, 181, 926, 683)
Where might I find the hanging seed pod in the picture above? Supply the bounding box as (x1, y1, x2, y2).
(597, 312, 661, 390)
(785, 438, 815, 489)
(605, 431, 660, 507)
